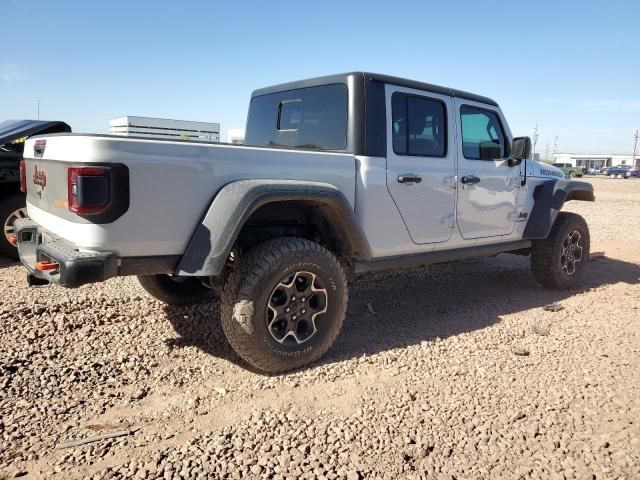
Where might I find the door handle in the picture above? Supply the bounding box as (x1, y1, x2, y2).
(398, 174, 422, 184)
(461, 175, 481, 184)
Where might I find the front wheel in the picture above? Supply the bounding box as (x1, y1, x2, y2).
(531, 212, 590, 289)
(0, 193, 27, 260)
(220, 238, 347, 374)
(138, 274, 214, 304)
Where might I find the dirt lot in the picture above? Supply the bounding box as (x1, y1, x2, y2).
(1, 177, 639, 479)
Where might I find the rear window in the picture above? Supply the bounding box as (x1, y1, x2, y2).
(245, 84, 348, 151)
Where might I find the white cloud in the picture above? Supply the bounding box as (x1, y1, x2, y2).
(1, 63, 27, 82)
(583, 100, 640, 111)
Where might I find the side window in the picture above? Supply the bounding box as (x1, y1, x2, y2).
(460, 106, 507, 160)
(392, 93, 446, 157)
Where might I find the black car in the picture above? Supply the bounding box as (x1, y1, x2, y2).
(0, 119, 71, 259)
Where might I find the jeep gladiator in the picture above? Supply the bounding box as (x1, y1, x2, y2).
(15, 72, 594, 373)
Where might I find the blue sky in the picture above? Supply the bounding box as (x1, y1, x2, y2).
(2, 0, 638, 154)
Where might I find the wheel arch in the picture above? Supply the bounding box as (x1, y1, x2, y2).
(176, 180, 371, 276)
(523, 179, 594, 239)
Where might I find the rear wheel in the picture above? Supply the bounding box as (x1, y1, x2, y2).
(0, 193, 27, 260)
(220, 238, 347, 374)
(137, 274, 214, 304)
(531, 212, 590, 289)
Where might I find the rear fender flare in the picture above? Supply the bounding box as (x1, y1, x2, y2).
(176, 180, 370, 276)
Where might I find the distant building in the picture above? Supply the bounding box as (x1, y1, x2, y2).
(110, 116, 220, 142)
(552, 153, 637, 170)
(227, 128, 245, 145)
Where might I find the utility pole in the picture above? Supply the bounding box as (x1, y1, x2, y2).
(633, 129, 639, 167)
(37, 99, 41, 120)
(553, 136, 559, 162)
(532, 124, 539, 160)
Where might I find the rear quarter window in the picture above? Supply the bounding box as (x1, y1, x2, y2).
(245, 84, 348, 151)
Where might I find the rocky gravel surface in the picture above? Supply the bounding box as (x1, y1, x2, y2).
(1, 178, 639, 479)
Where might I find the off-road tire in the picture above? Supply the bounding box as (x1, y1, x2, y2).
(531, 212, 590, 289)
(0, 193, 27, 260)
(221, 238, 347, 374)
(568, 171, 575, 178)
(137, 274, 214, 304)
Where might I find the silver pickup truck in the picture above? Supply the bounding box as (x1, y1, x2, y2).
(15, 72, 594, 373)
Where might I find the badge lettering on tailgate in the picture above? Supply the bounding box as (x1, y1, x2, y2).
(33, 166, 47, 189)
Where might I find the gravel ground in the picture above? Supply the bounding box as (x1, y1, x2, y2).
(1, 177, 639, 479)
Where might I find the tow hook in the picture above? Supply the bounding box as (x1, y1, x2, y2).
(233, 300, 255, 334)
(27, 273, 50, 287)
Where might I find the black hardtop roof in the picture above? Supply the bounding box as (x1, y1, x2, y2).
(251, 72, 498, 107)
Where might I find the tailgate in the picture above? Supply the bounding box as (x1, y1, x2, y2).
(22, 135, 131, 254)
(24, 155, 128, 224)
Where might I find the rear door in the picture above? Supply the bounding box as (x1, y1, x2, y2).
(385, 85, 456, 244)
(454, 99, 520, 239)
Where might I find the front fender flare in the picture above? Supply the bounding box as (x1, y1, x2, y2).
(523, 179, 594, 239)
(176, 179, 370, 276)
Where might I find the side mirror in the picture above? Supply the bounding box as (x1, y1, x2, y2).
(512, 136, 532, 161)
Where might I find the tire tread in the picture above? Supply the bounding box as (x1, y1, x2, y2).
(531, 212, 590, 289)
(220, 237, 347, 373)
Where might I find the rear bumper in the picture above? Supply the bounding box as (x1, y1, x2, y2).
(14, 218, 118, 288)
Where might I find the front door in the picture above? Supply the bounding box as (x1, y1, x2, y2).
(386, 85, 456, 244)
(454, 99, 520, 239)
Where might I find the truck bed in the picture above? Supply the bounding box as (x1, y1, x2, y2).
(22, 134, 356, 257)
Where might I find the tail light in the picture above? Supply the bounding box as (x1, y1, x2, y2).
(20, 160, 26, 192)
(34, 139, 46, 158)
(67, 167, 110, 215)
